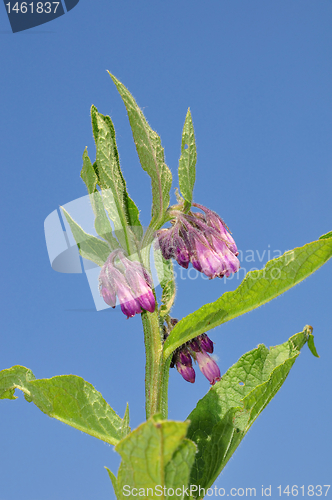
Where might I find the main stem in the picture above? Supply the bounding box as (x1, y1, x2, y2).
(142, 310, 166, 419)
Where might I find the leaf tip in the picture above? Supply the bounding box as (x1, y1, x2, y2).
(306, 330, 320, 358)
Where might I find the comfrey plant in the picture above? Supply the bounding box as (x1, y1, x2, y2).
(1, 74, 332, 499)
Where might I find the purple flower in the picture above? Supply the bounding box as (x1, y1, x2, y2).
(173, 349, 195, 383)
(111, 267, 143, 318)
(99, 250, 155, 318)
(99, 268, 117, 308)
(121, 260, 155, 313)
(194, 202, 239, 255)
(155, 203, 240, 279)
(194, 351, 221, 385)
(170, 331, 220, 385)
(197, 333, 214, 354)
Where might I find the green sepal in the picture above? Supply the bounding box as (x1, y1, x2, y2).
(0, 366, 126, 446)
(164, 234, 332, 359)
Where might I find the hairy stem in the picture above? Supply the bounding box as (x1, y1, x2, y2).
(142, 310, 166, 418)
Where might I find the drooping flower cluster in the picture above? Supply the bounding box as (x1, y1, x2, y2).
(99, 249, 155, 318)
(156, 203, 240, 279)
(170, 331, 221, 385)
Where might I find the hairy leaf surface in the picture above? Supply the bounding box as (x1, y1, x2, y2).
(108, 73, 172, 235)
(61, 207, 111, 266)
(178, 108, 196, 205)
(187, 329, 316, 494)
(164, 235, 332, 359)
(116, 418, 196, 499)
(0, 366, 126, 446)
(81, 149, 119, 249)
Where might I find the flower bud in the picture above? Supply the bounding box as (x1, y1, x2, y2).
(174, 349, 195, 383)
(197, 333, 214, 354)
(176, 362, 196, 383)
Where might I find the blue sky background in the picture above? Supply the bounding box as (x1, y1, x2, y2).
(1, 1, 331, 499)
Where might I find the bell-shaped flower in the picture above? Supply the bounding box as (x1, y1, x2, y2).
(111, 267, 143, 318)
(99, 268, 117, 308)
(99, 249, 155, 318)
(197, 333, 214, 354)
(174, 350, 195, 383)
(193, 202, 239, 256)
(194, 350, 221, 385)
(123, 263, 155, 313)
(170, 330, 219, 384)
(155, 202, 240, 279)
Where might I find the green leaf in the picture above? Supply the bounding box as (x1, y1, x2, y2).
(108, 73, 172, 233)
(0, 388, 16, 400)
(90, 106, 142, 253)
(116, 418, 195, 499)
(165, 439, 197, 500)
(121, 403, 131, 438)
(307, 331, 320, 358)
(319, 230, 332, 240)
(154, 247, 176, 320)
(178, 108, 197, 205)
(164, 235, 332, 359)
(81, 149, 119, 249)
(0, 366, 125, 446)
(187, 329, 310, 494)
(91, 106, 141, 237)
(61, 206, 111, 267)
(105, 467, 119, 499)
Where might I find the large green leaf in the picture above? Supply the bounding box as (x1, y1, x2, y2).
(186, 328, 315, 495)
(0, 366, 126, 446)
(178, 108, 197, 206)
(164, 438, 197, 500)
(61, 206, 111, 267)
(163, 234, 332, 359)
(108, 73, 172, 235)
(115, 417, 196, 500)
